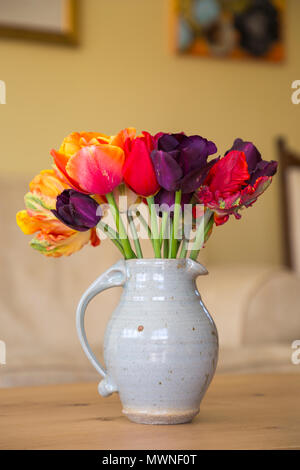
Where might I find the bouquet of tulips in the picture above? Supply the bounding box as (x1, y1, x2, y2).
(16, 128, 277, 260)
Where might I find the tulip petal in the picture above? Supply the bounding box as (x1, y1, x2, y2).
(124, 139, 160, 196)
(59, 132, 110, 157)
(248, 160, 278, 185)
(30, 230, 91, 257)
(66, 145, 125, 195)
(205, 150, 249, 196)
(90, 228, 100, 247)
(110, 127, 136, 149)
(53, 189, 101, 231)
(17, 168, 100, 257)
(241, 176, 272, 207)
(157, 133, 187, 152)
(151, 150, 183, 192)
(180, 157, 220, 193)
(179, 136, 217, 174)
(214, 214, 229, 226)
(51, 149, 87, 192)
(29, 169, 68, 201)
(158, 134, 180, 152)
(16, 210, 41, 235)
(227, 138, 261, 173)
(24, 192, 71, 235)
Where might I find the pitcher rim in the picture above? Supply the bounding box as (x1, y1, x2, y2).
(124, 258, 208, 275)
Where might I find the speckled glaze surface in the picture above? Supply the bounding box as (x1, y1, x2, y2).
(76, 259, 218, 425)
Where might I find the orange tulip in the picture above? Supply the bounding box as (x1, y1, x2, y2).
(51, 128, 136, 195)
(16, 169, 100, 257)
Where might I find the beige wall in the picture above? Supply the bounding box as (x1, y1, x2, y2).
(1, 0, 299, 266)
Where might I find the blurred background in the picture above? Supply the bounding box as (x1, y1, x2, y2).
(0, 0, 299, 387)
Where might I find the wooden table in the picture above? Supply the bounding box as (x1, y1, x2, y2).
(0, 374, 299, 450)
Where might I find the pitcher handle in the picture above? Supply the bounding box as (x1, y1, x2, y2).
(76, 260, 127, 397)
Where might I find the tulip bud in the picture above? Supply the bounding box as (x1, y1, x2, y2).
(52, 190, 101, 232)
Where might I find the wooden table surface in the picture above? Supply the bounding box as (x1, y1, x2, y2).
(0, 373, 299, 450)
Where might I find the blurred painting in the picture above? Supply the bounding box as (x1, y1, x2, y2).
(172, 0, 285, 62)
(0, 0, 78, 44)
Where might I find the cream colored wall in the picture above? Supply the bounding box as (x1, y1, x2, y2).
(1, 0, 299, 266)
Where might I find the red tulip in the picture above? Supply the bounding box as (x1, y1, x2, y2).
(204, 150, 249, 198)
(197, 150, 276, 226)
(123, 132, 160, 197)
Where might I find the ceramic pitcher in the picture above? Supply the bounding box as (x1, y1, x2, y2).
(76, 258, 218, 425)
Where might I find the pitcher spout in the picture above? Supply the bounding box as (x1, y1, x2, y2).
(184, 259, 208, 278)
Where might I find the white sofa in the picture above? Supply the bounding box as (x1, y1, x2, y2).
(1, 178, 299, 387)
(201, 265, 300, 373)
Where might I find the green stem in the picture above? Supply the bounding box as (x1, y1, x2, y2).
(168, 218, 173, 258)
(174, 236, 183, 258)
(127, 214, 143, 259)
(106, 192, 136, 259)
(163, 238, 169, 258)
(159, 211, 169, 250)
(97, 221, 124, 256)
(136, 210, 157, 255)
(136, 210, 152, 239)
(170, 190, 182, 258)
(179, 238, 189, 259)
(189, 210, 214, 261)
(147, 196, 161, 258)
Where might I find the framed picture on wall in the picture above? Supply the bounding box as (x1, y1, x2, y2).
(0, 0, 78, 45)
(171, 0, 285, 62)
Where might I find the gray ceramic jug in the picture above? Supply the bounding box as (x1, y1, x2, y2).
(76, 258, 218, 424)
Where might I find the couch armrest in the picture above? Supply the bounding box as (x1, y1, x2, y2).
(199, 265, 300, 349)
(244, 269, 300, 345)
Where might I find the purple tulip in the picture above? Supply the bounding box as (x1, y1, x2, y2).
(151, 133, 218, 194)
(227, 138, 278, 185)
(52, 190, 101, 232)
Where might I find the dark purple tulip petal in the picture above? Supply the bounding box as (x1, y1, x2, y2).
(157, 134, 180, 152)
(56, 190, 69, 209)
(179, 136, 217, 174)
(152, 132, 218, 194)
(52, 209, 87, 232)
(69, 192, 101, 226)
(228, 138, 261, 173)
(52, 189, 101, 232)
(151, 150, 183, 192)
(183, 135, 217, 157)
(180, 157, 220, 193)
(248, 160, 278, 185)
(157, 132, 188, 152)
(56, 205, 74, 227)
(153, 132, 164, 145)
(226, 138, 278, 186)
